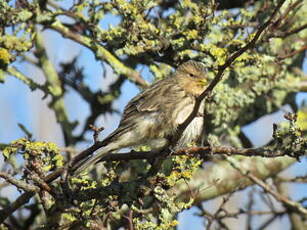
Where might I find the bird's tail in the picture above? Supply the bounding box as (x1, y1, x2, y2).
(73, 145, 114, 175)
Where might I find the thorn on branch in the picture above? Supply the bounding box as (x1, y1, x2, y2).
(272, 123, 278, 139)
(17, 123, 33, 140)
(284, 112, 297, 122)
(89, 125, 104, 143)
(124, 209, 134, 230)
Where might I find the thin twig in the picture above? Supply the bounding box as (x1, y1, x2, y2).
(227, 157, 307, 216)
(278, 45, 307, 59)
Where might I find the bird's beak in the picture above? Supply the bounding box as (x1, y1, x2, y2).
(199, 78, 208, 86)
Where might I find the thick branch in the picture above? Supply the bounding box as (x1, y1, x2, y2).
(93, 145, 305, 162)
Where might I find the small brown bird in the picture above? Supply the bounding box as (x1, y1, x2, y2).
(75, 60, 208, 174)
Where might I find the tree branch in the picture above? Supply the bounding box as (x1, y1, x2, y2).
(90, 145, 306, 162)
(227, 157, 307, 216)
(48, 20, 149, 89)
(0, 172, 39, 193)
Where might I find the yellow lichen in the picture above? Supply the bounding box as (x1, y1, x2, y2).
(0, 48, 11, 65)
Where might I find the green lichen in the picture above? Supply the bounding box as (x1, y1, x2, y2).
(0, 48, 11, 68)
(2, 138, 63, 171)
(297, 107, 307, 131)
(0, 35, 32, 52)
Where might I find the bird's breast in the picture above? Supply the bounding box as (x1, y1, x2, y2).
(172, 97, 196, 125)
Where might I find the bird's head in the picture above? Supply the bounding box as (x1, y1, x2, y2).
(175, 60, 208, 96)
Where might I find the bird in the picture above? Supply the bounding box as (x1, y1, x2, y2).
(74, 60, 208, 174)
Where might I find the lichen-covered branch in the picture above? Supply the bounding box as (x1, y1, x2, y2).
(6, 67, 46, 92)
(0, 172, 39, 193)
(49, 20, 149, 89)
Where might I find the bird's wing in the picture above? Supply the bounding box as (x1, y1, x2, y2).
(122, 77, 178, 116)
(102, 77, 181, 144)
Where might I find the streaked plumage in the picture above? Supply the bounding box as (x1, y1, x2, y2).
(74, 60, 208, 174)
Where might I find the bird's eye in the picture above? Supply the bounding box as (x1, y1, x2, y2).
(189, 73, 195, 77)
